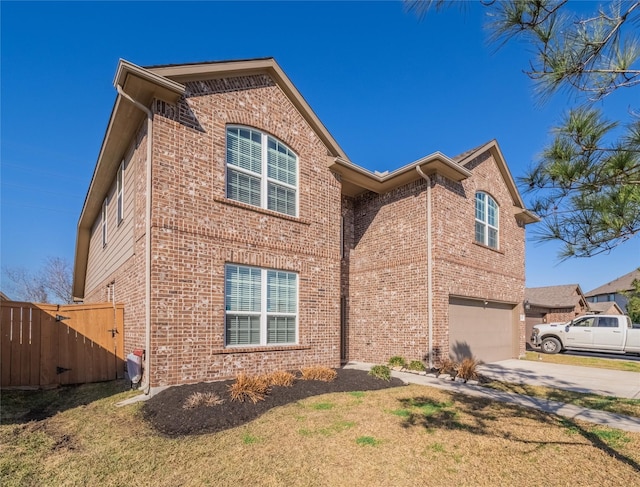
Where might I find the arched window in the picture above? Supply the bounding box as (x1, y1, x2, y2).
(226, 126, 298, 216)
(475, 192, 499, 249)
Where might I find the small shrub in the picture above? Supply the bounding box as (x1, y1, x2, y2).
(436, 358, 459, 379)
(228, 373, 270, 403)
(457, 357, 481, 382)
(407, 360, 426, 372)
(369, 364, 391, 381)
(265, 370, 296, 387)
(388, 356, 407, 368)
(300, 366, 337, 382)
(182, 392, 224, 409)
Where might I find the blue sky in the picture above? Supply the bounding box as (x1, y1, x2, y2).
(1, 0, 638, 295)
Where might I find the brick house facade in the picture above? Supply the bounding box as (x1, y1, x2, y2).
(73, 58, 537, 390)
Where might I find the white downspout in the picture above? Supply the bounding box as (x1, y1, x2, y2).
(116, 84, 153, 394)
(416, 165, 434, 370)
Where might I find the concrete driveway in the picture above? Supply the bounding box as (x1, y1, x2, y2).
(479, 359, 640, 400)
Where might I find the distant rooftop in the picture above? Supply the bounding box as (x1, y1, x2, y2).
(525, 284, 584, 308)
(585, 269, 640, 297)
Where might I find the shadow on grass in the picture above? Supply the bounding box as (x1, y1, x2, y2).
(396, 394, 640, 474)
(0, 379, 131, 425)
(481, 380, 640, 418)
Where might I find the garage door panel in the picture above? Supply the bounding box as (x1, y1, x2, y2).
(449, 298, 514, 363)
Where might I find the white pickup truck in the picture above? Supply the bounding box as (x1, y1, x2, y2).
(530, 314, 640, 355)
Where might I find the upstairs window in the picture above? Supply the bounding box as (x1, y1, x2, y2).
(116, 161, 124, 225)
(101, 198, 108, 248)
(226, 126, 298, 217)
(225, 264, 298, 346)
(475, 192, 499, 249)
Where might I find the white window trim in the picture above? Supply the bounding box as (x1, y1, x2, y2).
(101, 198, 108, 248)
(225, 264, 299, 347)
(475, 192, 499, 249)
(225, 125, 299, 217)
(116, 161, 124, 225)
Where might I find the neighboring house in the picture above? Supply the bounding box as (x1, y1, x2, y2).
(72, 58, 538, 390)
(587, 301, 624, 315)
(524, 284, 589, 340)
(0, 291, 10, 301)
(585, 269, 640, 314)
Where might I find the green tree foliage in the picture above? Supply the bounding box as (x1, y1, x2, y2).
(624, 270, 640, 323)
(406, 0, 640, 258)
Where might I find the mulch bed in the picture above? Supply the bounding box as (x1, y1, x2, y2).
(141, 369, 406, 438)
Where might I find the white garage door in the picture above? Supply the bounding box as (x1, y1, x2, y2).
(448, 297, 515, 363)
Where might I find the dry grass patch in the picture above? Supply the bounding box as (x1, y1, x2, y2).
(227, 370, 296, 405)
(265, 370, 296, 387)
(435, 358, 459, 378)
(300, 366, 337, 382)
(3, 381, 640, 486)
(182, 392, 224, 409)
(228, 373, 270, 403)
(456, 357, 481, 382)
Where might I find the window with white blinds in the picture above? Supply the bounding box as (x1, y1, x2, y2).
(101, 198, 108, 248)
(475, 192, 499, 249)
(226, 126, 298, 216)
(225, 264, 298, 346)
(116, 161, 124, 225)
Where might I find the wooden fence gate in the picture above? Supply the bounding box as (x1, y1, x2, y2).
(1, 301, 125, 388)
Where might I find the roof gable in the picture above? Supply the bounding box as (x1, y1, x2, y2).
(331, 139, 538, 224)
(525, 284, 586, 308)
(587, 301, 624, 314)
(145, 58, 349, 161)
(585, 268, 640, 296)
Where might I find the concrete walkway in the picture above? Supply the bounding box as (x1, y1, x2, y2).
(343, 360, 640, 433)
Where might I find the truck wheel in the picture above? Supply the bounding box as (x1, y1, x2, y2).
(541, 337, 561, 354)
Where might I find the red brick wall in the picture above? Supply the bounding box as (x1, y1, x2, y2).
(431, 151, 526, 360)
(83, 74, 528, 386)
(145, 75, 342, 386)
(343, 150, 527, 366)
(546, 309, 580, 323)
(344, 181, 429, 364)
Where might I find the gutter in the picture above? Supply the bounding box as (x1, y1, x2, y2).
(415, 165, 434, 370)
(116, 84, 153, 395)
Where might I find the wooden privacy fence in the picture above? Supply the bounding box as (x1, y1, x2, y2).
(1, 301, 124, 388)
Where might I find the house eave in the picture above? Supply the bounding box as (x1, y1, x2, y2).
(515, 209, 540, 225)
(73, 60, 187, 299)
(331, 152, 472, 197)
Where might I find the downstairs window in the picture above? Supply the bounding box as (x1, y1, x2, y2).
(224, 264, 298, 346)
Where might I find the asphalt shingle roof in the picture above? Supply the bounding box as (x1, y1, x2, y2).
(585, 269, 640, 297)
(525, 284, 584, 308)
